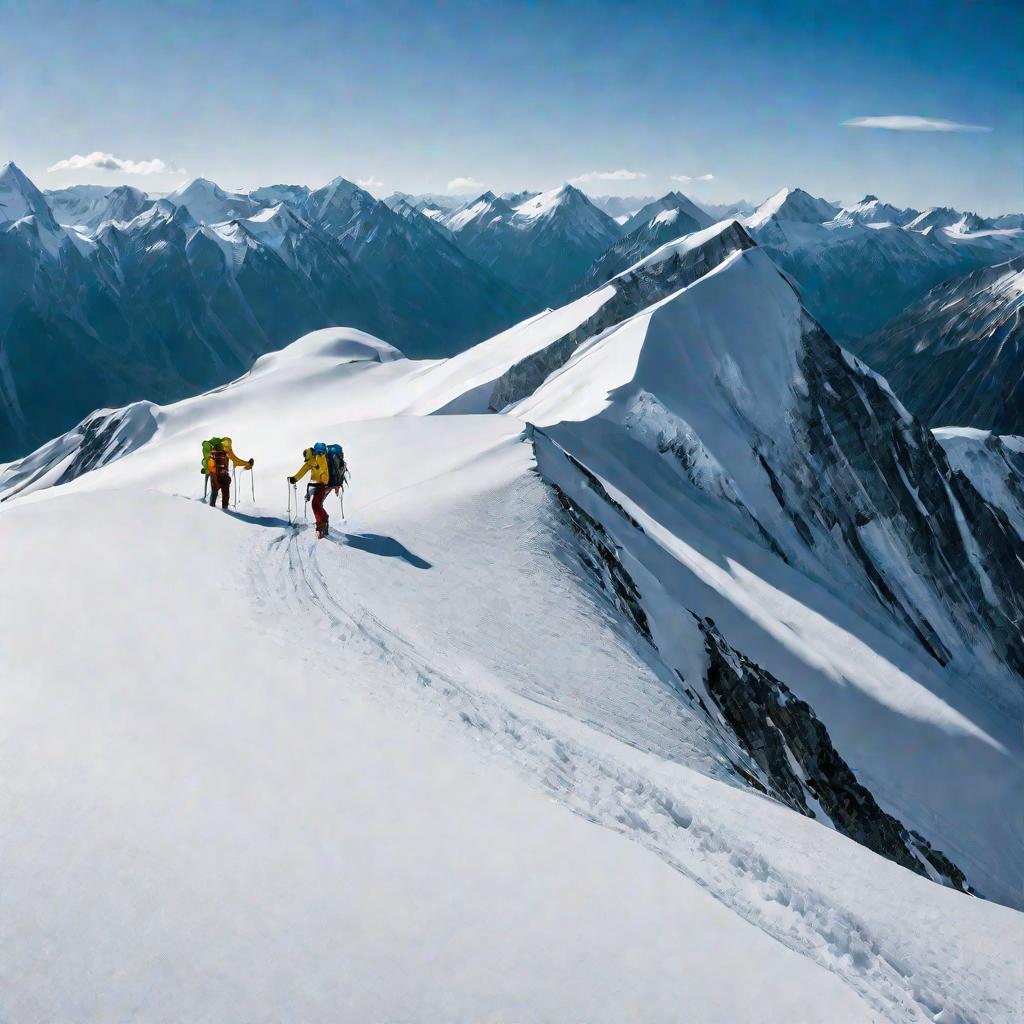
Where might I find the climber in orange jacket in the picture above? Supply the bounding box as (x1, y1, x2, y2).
(289, 444, 330, 538)
(207, 437, 253, 509)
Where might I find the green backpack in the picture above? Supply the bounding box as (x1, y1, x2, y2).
(201, 437, 224, 475)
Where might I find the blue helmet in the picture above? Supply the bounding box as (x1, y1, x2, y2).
(313, 441, 327, 454)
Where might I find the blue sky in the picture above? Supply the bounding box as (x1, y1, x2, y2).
(2, 0, 1021, 213)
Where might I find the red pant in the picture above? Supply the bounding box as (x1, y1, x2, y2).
(209, 474, 230, 508)
(310, 483, 329, 529)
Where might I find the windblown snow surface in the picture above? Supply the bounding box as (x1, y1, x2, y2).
(3, 231, 1024, 1020)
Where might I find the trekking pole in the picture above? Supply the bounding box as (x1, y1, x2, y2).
(233, 466, 239, 508)
(203, 474, 208, 503)
(251, 468, 255, 504)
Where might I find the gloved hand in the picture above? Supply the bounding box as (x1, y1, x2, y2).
(248, 458, 254, 467)
(288, 476, 296, 484)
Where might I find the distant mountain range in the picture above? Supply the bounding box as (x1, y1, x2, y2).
(0, 164, 536, 457)
(744, 187, 1024, 340)
(1, 159, 1022, 459)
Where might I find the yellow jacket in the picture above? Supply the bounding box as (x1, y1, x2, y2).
(206, 438, 252, 477)
(221, 438, 252, 469)
(292, 448, 329, 484)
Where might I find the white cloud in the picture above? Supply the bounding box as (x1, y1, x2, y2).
(47, 151, 180, 175)
(570, 169, 648, 184)
(842, 115, 991, 133)
(357, 176, 385, 192)
(447, 176, 484, 192)
(671, 173, 715, 183)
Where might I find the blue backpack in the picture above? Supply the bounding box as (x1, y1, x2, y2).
(323, 443, 348, 490)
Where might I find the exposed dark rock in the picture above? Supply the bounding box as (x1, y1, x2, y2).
(551, 482, 653, 645)
(791, 322, 1024, 678)
(697, 615, 975, 894)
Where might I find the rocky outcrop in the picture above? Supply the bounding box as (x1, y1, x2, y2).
(697, 615, 974, 894)
(783, 322, 1024, 681)
(550, 481, 652, 645)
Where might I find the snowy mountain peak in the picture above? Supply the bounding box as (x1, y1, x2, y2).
(446, 191, 514, 232)
(166, 177, 264, 225)
(746, 187, 837, 228)
(168, 177, 226, 202)
(905, 206, 969, 233)
(305, 176, 379, 227)
(830, 194, 919, 228)
(621, 191, 714, 234)
(47, 183, 153, 231)
(0, 161, 60, 230)
(513, 183, 590, 219)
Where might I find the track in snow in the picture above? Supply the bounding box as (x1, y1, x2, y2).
(244, 516, 994, 1024)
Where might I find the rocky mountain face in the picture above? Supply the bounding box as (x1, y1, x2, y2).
(620, 192, 714, 234)
(854, 256, 1024, 434)
(0, 164, 535, 459)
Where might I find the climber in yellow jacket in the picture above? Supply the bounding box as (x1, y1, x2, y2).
(289, 444, 331, 537)
(206, 436, 253, 509)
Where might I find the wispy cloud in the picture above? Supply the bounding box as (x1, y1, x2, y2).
(842, 115, 991, 133)
(447, 176, 484, 192)
(47, 151, 180, 175)
(357, 176, 385, 192)
(570, 168, 647, 184)
(671, 173, 715, 183)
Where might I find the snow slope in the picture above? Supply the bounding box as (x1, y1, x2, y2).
(7, 152, 1024, 1019)
(45, 183, 151, 230)
(4, 244, 1024, 1024)
(3, 329, 1023, 1021)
